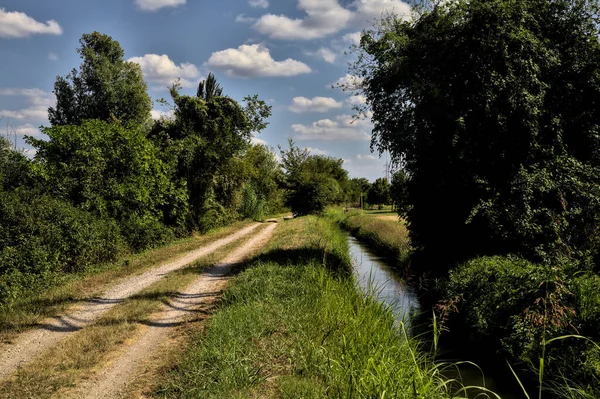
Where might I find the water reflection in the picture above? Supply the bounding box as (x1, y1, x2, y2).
(346, 234, 419, 323)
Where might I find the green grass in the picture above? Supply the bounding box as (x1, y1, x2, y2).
(328, 207, 412, 274)
(154, 216, 466, 399)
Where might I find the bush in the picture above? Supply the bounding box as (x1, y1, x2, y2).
(240, 183, 268, 221)
(0, 190, 125, 305)
(442, 256, 600, 396)
(119, 212, 174, 251)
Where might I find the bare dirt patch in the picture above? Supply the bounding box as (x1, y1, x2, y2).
(63, 222, 278, 399)
(0, 222, 261, 382)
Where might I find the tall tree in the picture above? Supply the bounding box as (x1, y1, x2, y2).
(353, 0, 600, 271)
(48, 32, 152, 126)
(197, 72, 223, 101)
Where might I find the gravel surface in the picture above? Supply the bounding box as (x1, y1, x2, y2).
(0, 222, 262, 381)
(65, 222, 278, 399)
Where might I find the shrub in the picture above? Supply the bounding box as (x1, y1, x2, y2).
(0, 190, 125, 305)
(442, 256, 600, 396)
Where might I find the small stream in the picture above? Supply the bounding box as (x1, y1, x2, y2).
(345, 231, 520, 399)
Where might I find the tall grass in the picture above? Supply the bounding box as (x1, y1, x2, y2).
(155, 216, 474, 398)
(328, 208, 412, 273)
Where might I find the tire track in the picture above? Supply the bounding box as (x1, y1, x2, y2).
(0, 222, 262, 381)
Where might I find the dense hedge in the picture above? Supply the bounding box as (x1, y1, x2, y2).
(442, 256, 600, 396)
(0, 190, 125, 304)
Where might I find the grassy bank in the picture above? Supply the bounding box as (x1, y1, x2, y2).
(155, 216, 462, 398)
(0, 220, 253, 342)
(327, 208, 412, 274)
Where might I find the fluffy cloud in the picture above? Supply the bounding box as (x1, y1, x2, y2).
(150, 109, 174, 120)
(347, 95, 367, 105)
(134, 0, 186, 11)
(253, 0, 410, 40)
(254, 0, 353, 40)
(288, 96, 343, 113)
(342, 31, 362, 46)
(249, 0, 269, 8)
(331, 74, 365, 90)
(236, 14, 256, 23)
(305, 47, 337, 64)
(307, 147, 328, 156)
(207, 44, 311, 78)
(251, 136, 268, 146)
(351, 0, 411, 21)
(343, 152, 385, 179)
(128, 54, 200, 88)
(0, 8, 62, 38)
(292, 114, 372, 141)
(0, 88, 54, 124)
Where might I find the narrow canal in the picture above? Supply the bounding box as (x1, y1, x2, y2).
(345, 231, 521, 399)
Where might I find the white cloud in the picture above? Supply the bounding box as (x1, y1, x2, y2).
(351, 0, 411, 22)
(331, 74, 365, 90)
(150, 109, 174, 120)
(13, 124, 43, 137)
(307, 147, 328, 156)
(0, 8, 62, 38)
(288, 96, 343, 113)
(236, 14, 256, 23)
(254, 0, 353, 40)
(305, 47, 337, 64)
(128, 54, 200, 88)
(249, 0, 269, 8)
(292, 114, 372, 141)
(251, 136, 268, 146)
(0, 88, 54, 124)
(252, 0, 410, 40)
(207, 44, 311, 78)
(135, 0, 186, 11)
(48, 52, 58, 61)
(342, 31, 362, 46)
(347, 95, 367, 105)
(344, 152, 385, 179)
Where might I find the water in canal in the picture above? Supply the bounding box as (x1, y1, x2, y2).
(345, 231, 521, 399)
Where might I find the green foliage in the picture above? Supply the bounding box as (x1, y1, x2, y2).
(0, 190, 125, 306)
(345, 177, 370, 206)
(390, 169, 409, 214)
(28, 120, 188, 242)
(49, 32, 151, 126)
(443, 256, 600, 396)
(354, 0, 600, 271)
(240, 183, 268, 221)
(0, 137, 30, 191)
(280, 140, 348, 215)
(153, 78, 272, 230)
(367, 177, 391, 209)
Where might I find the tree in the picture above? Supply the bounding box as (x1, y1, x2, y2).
(279, 140, 348, 215)
(390, 170, 409, 215)
(49, 32, 151, 126)
(151, 77, 271, 230)
(367, 178, 391, 209)
(353, 0, 600, 271)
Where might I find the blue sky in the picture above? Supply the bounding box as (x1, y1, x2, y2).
(0, 0, 412, 181)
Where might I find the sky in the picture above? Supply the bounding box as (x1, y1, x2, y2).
(0, 0, 412, 181)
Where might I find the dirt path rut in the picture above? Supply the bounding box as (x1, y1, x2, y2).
(0, 222, 262, 381)
(64, 222, 278, 399)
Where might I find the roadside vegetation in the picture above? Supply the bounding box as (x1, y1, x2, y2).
(349, 0, 600, 395)
(327, 207, 411, 274)
(155, 216, 466, 399)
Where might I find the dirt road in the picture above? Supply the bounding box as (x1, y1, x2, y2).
(0, 222, 262, 382)
(63, 222, 277, 399)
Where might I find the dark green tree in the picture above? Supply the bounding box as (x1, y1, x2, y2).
(279, 140, 347, 215)
(390, 170, 409, 215)
(367, 178, 391, 209)
(48, 32, 152, 126)
(353, 0, 600, 270)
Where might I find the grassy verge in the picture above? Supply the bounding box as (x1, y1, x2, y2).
(0, 228, 259, 399)
(154, 216, 458, 398)
(0, 220, 253, 342)
(328, 208, 412, 273)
